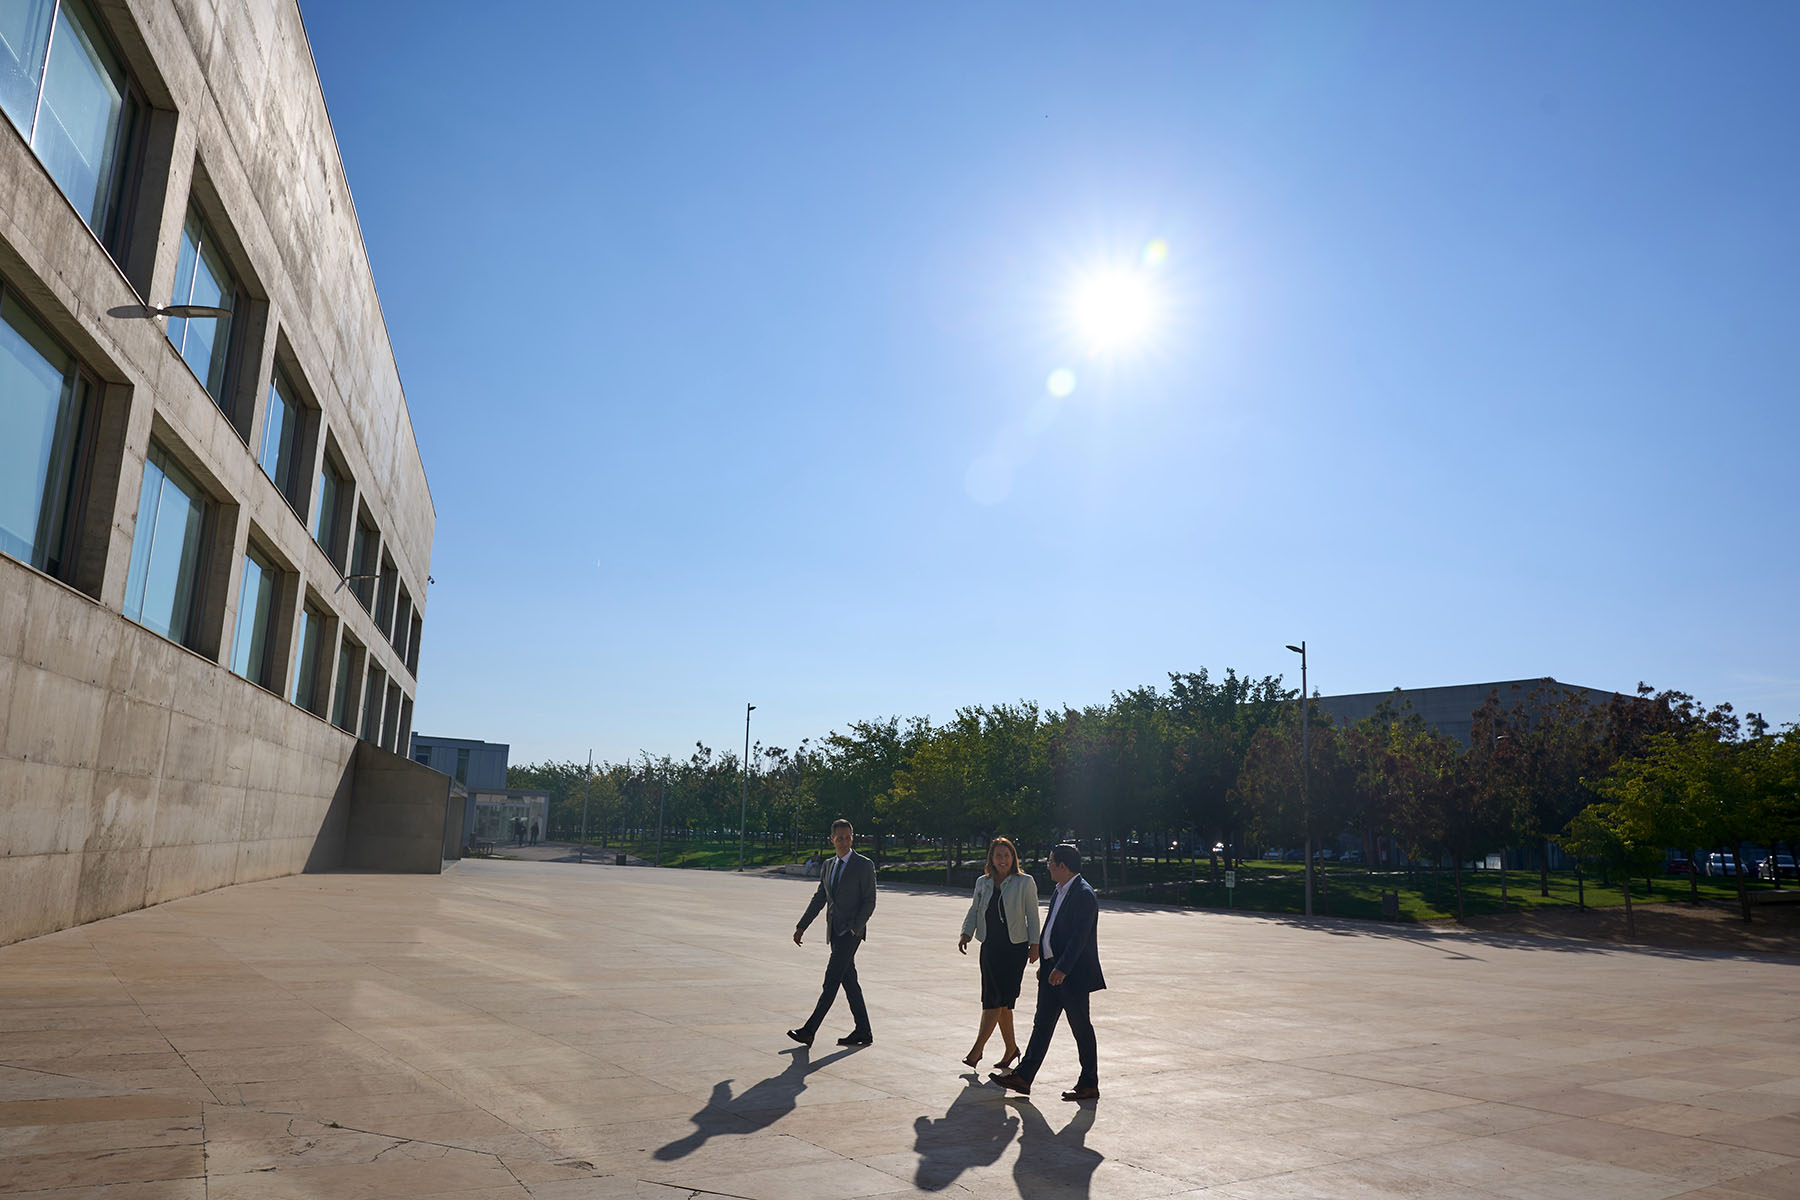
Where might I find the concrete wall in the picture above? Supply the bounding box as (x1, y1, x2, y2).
(0, 555, 356, 946)
(1, 0, 438, 946)
(344, 741, 450, 875)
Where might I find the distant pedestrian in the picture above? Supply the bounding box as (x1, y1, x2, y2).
(787, 819, 876, 1048)
(991, 843, 1105, 1101)
(958, 837, 1039, 1071)
(529, 821, 539, 846)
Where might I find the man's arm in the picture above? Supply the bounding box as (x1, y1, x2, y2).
(796, 876, 827, 938)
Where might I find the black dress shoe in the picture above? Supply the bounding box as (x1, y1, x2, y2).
(786, 1028, 814, 1046)
(836, 1031, 874, 1046)
(1061, 1086, 1100, 1101)
(990, 1071, 1031, 1096)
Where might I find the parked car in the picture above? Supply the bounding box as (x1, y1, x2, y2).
(1706, 852, 1746, 877)
(1761, 854, 1797, 882)
(1263, 848, 1282, 860)
(1339, 849, 1365, 864)
(1281, 848, 1304, 862)
(1665, 857, 1694, 876)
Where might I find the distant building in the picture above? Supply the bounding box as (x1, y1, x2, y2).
(410, 735, 510, 791)
(1316, 678, 1614, 745)
(1, 0, 441, 947)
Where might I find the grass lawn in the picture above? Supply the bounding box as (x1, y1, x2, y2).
(878, 858, 1771, 923)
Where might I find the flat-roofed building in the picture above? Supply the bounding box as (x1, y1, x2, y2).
(1, 0, 439, 946)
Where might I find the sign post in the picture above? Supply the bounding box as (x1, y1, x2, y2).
(1224, 870, 1236, 908)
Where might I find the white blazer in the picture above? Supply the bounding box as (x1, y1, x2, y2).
(961, 871, 1042, 946)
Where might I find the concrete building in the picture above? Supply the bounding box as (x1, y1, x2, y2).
(409, 735, 509, 792)
(1316, 677, 1613, 745)
(409, 735, 511, 850)
(1, 0, 443, 946)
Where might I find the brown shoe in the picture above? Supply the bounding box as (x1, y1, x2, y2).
(990, 1072, 1031, 1096)
(1061, 1086, 1100, 1101)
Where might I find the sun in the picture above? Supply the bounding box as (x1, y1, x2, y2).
(1067, 265, 1161, 355)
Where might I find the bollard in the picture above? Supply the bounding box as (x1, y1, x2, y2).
(1381, 890, 1399, 921)
(615, 853, 627, 866)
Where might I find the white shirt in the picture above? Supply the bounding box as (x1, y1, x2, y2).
(1040, 875, 1076, 959)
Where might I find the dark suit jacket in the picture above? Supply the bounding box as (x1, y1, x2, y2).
(798, 851, 877, 940)
(1043, 875, 1105, 993)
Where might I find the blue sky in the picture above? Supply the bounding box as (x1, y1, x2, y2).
(301, 1, 1800, 765)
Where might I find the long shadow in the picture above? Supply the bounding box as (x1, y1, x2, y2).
(1010, 1101, 1101, 1199)
(911, 1074, 1018, 1191)
(654, 1045, 856, 1160)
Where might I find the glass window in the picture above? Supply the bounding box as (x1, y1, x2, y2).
(360, 665, 384, 742)
(166, 208, 236, 403)
(312, 456, 344, 563)
(331, 638, 359, 730)
(290, 602, 324, 709)
(1, 0, 129, 233)
(0, 287, 89, 576)
(350, 518, 376, 610)
(259, 369, 300, 501)
(454, 749, 469, 785)
(123, 442, 206, 645)
(229, 546, 277, 687)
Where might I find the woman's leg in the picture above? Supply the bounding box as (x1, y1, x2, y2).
(997, 1005, 1019, 1059)
(967, 1008, 1000, 1061)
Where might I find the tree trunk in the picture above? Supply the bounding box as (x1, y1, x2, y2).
(1689, 848, 1699, 904)
(1622, 875, 1635, 938)
(1734, 842, 1752, 923)
(1453, 858, 1465, 924)
(1499, 858, 1508, 909)
(1576, 868, 1585, 911)
(1540, 840, 1551, 897)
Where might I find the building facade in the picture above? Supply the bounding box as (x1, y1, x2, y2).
(1, 0, 436, 945)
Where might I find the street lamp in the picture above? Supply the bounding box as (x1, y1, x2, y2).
(107, 302, 234, 320)
(579, 749, 592, 864)
(738, 703, 755, 871)
(1286, 641, 1312, 918)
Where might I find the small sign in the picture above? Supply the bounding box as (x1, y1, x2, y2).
(1485, 855, 1502, 870)
(1224, 871, 1236, 889)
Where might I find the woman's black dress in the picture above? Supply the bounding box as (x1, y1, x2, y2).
(978, 881, 1031, 1009)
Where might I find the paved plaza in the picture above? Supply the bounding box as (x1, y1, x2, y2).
(1, 859, 1797, 1199)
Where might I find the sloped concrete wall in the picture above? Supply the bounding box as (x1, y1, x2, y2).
(344, 741, 449, 874)
(0, 557, 357, 947)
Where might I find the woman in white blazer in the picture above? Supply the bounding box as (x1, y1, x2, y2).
(956, 837, 1041, 1070)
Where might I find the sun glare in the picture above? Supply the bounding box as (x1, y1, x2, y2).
(1067, 263, 1162, 355)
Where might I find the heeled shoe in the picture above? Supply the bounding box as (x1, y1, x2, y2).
(962, 1051, 982, 1068)
(994, 1047, 1020, 1071)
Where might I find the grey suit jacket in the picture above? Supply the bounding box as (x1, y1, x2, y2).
(798, 851, 876, 940)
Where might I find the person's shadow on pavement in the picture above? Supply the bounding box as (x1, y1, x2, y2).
(911, 1073, 1020, 1191)
(1010, 1100, 1101, 1199)
(654, 1046, 856, 1161)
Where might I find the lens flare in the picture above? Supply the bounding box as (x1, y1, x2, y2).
(1069, 266, 1160, 354)
(1141, 238, 1170, 267)
(1046, 367, 1077, 397)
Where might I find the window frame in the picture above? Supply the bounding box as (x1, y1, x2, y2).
(0, 279, 100, 583)
(122, 439, 213, 650)
(1, 0, 146, 252)
(166, 203, 245, 412)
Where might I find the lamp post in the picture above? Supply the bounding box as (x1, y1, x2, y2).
(579, 749, 591, 864)
(738, 703, 755, 871)
(1285, 641, 1312, 918)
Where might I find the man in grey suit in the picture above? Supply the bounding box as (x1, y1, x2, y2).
(789, 818, 877, 1047)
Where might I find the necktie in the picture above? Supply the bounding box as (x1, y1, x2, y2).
(831, 858, 841, 894)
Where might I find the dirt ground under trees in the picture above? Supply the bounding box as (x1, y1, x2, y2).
(1457, 894, 1800, 956)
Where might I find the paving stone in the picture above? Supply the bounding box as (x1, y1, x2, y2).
(0, 859, 1793, 1199)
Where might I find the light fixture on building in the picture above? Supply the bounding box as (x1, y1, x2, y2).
(107, 303, 235, 319)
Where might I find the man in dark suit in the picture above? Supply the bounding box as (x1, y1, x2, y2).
(788, 818, 877, 1047)
(992, 843, 1105, 1100)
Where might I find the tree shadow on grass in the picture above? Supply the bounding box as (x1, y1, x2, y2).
(653, 1045, 856, 1161)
